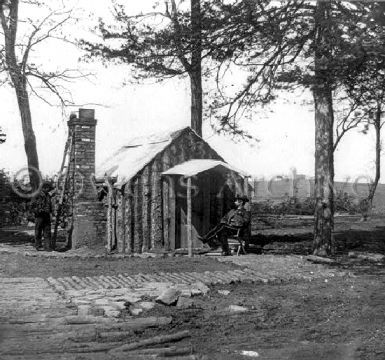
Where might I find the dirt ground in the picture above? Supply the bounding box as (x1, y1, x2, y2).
(142, 272, 385, 360)
(1, 225, 385, 359)
(0, 252, 238, 278)
(0, 228, 237, 278)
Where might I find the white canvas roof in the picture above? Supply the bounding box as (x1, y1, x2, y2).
(162, 159, 248, 177)
(96, 127, 188, 187)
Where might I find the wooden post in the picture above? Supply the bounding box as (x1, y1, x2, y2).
(120, 191, 126, 253)
(142, 167, 151, 252)
(133, 176, 142, 253)
(116, 191, 122, 252)
(127, 181, 135, 254)
(162, 177, 170, 251)
(151, 160, 163, 249)
(243, 176, 250, 212)
(187, 177, 193, 257)
(169, 176, 176, 250)
(202, 175, 210, 235)
(105, 177, 114, 254)
(243, 176, 249, 198)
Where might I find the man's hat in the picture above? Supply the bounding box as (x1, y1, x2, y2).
(235, 194, 249, 203)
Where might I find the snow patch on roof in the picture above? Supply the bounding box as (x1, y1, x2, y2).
(96, 127, 188, 187)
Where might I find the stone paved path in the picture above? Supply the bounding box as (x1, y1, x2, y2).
(42, 257, 348, 319)
(0, 277, 77, 358)
(0, 277, 176, 359)
(46, 255, 345, 294)
(0, 255, 348, 359)
(47, 268, 270, 293)
(44, 268, 275, 319)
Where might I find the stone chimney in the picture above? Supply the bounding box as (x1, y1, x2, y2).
(68, 108, 97, 200)
(68, 109, 106, 250)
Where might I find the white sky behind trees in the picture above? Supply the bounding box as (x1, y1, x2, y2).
(0, 0, 380, 184)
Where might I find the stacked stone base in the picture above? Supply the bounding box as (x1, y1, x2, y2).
(72, 202, 107, 249)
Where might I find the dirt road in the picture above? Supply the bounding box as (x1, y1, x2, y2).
(1, 228, 385, 359)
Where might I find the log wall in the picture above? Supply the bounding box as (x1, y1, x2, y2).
(114, 128, 233, 253)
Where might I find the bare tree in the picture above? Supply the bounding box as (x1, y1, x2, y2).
(0, 0, 82, 190)
(332, 97, 383, 218)
(333, 95, 366, 153)
(368, 105, 384, 207)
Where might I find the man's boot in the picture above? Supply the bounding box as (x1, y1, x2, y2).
(35, 236, 44, 250)
(220, 237, 232, 256)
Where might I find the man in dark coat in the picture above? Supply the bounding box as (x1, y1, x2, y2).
(359, 197, 370, 221)
(199, 195, 251, 256)
(31, 182, 54, 251)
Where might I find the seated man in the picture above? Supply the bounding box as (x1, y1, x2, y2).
(199, 195, 250, 256)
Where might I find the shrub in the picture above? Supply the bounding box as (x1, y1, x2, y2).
(0, 170, 57, 226)
(253, 193, 360, 216)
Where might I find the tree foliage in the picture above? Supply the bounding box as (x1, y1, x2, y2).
(81, 0, 288, 136)
(82, 0, 211, 135)
(83, 0, 232, 78)
(202, 1, 385, 255)
(208, 2, 371, 124)
(81, 0, 385, 253)
(343, 20, 385, 209)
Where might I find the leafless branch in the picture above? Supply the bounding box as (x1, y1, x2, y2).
(26, 67, 90, 107)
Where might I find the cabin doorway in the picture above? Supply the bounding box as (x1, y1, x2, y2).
(173, 171, 234, 249)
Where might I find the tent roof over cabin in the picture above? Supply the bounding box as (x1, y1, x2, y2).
(162, 159, 248, 178)
(96, 126, 223, 188)
(96, 127, 189, 187)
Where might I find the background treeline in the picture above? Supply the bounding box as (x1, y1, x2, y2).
(0, 170, 55, 226)
(0, 169, 368, 227)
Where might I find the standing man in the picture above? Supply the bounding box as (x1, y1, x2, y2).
(31, 182, 54, 251)
(198, 195, 251, 256)
(359, 197, 370, 222)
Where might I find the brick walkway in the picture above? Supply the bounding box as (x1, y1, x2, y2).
(0, 253, 349, 359)
(41, 255, 348, 320)
(0, 277, 77, 358)
(47, 268, 270, 293)
(44, 268, 276, 319)
(47, 255, 345, 293)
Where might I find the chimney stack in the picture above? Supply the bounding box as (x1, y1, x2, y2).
(67, 108, 97, 200)
(68, 109, 106, 249)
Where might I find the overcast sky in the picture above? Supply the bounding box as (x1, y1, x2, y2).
(0, 0, 380, 183)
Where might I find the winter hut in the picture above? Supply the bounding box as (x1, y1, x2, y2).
(96, 126, 249, 254)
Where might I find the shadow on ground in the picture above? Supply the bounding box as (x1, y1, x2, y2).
(250, 225, 385, 256)
(0, 227, 34, 245)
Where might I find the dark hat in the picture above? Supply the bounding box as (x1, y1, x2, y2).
(235, 194, 249, 203)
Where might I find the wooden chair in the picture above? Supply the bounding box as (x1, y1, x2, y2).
(228, 221, 251, 256)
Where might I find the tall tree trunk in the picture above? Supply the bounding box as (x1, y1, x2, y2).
(13, 80, 40, 190)
(1, 0, 40, 190)
(190, 0, 203, 136)
(313, 1, 335, 256)
(367, 105, 382, 207)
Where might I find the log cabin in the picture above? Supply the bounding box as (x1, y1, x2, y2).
(96, 126, 249, 254)
(63, 110, 248, 252)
